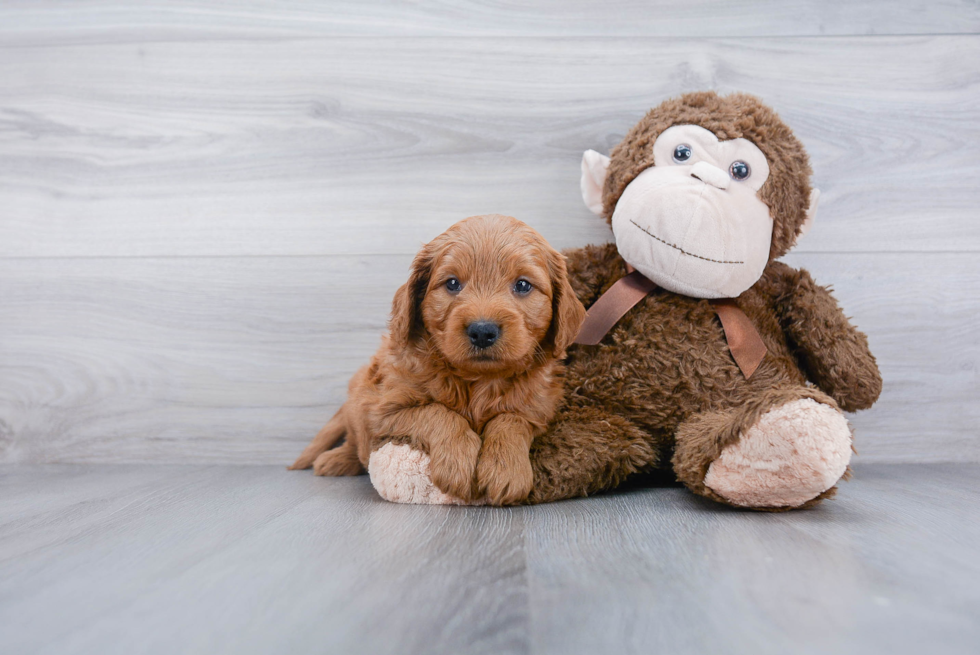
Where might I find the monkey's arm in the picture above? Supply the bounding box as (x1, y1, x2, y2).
(563, 242, 627, 307)
(773, 263, 882, 411)
(528, 402, 657, 503)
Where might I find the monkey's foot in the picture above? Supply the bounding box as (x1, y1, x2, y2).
(703, 399, 852, 509)
(368, 443, 485, 506)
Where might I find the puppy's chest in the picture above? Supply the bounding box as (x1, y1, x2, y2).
(432, 376, 551, 432)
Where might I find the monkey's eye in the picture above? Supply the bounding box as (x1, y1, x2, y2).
(514, 279, 533, 295)
(729, 161, 751, 181)
(445, 278, 462, 293)
(672, 144, 692, 163)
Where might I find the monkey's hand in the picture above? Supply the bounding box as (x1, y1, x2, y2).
(774, 263, 882, 411)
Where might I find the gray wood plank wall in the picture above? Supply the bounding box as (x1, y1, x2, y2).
(1, 1, 978, 464)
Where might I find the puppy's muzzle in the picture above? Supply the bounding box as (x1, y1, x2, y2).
(467, 320, 500, 349)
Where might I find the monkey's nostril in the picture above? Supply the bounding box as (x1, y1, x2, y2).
(467, 320, 500, 349)
(690, 161, 730, 190)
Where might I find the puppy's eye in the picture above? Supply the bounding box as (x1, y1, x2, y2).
(514, 279, 532, 295)
(673, 144, 692, 163)
(729, 161, 750, 181)
(445, 278, 462, 293)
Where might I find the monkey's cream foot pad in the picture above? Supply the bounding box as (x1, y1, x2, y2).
(368, 442, 485, 505)
(704, 398, 853, 508)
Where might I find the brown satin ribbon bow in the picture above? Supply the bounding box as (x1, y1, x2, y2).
(574, 269, 768, 379)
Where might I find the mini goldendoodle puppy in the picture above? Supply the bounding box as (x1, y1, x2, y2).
(290, 214, 586, 505)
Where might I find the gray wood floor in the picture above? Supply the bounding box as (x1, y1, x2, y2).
(1, 463, 977, 655)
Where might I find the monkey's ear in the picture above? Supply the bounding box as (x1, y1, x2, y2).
(544, 248, 588, 358)
(388, 247, 433, 348)
(580, 150, 610, 216)
(795, 188, 820, 245)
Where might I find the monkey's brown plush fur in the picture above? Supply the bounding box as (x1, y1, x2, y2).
(526, 244, 881, 506)
(521, 92, 882, 509)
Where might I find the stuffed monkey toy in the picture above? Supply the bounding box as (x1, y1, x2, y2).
(369, 91, 883, 510)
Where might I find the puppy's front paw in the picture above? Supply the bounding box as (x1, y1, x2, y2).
(476, 449, 534, 506)
(428, 431, 481, 502)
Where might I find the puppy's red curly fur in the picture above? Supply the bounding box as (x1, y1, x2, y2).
(290, 215, 586, 505)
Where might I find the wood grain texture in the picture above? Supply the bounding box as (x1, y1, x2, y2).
(1, 1, 978, 42)
(524, 463, 980, 655)
(0, 463, 977, 655)
(1, 36, 978, 258)
(1, 252, 976, 464)
(0, 255, 401, 464)
(1, 3, 977, 466)
(0, 465, 528, 655)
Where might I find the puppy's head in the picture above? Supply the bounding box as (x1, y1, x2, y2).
(389, 215, 585, 374)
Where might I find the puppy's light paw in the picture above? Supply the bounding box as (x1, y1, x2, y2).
(429, 454, 478, 502)
(477, 451, 534, 506)
(428, 431, 481, 502)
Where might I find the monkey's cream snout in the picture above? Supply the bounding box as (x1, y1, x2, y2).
(690, 161, 730, 190)
(579, 123, 788, 299)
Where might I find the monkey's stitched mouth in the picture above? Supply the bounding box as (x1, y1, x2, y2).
(630, 219, 744, 265)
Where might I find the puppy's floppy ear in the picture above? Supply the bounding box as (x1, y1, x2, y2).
(543, 247, 587, 358)
(389, 244, 434, 347)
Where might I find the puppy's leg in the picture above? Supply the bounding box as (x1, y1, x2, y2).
(313, 439, 364, 476)
(476, 414, 535, 506)
(377, 404, 481, 502)
(289, 406, 347, 470)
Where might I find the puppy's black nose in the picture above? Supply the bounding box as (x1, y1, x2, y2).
(467, 321, 500, 349)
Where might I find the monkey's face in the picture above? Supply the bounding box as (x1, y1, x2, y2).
(609, 125, 773, 298)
